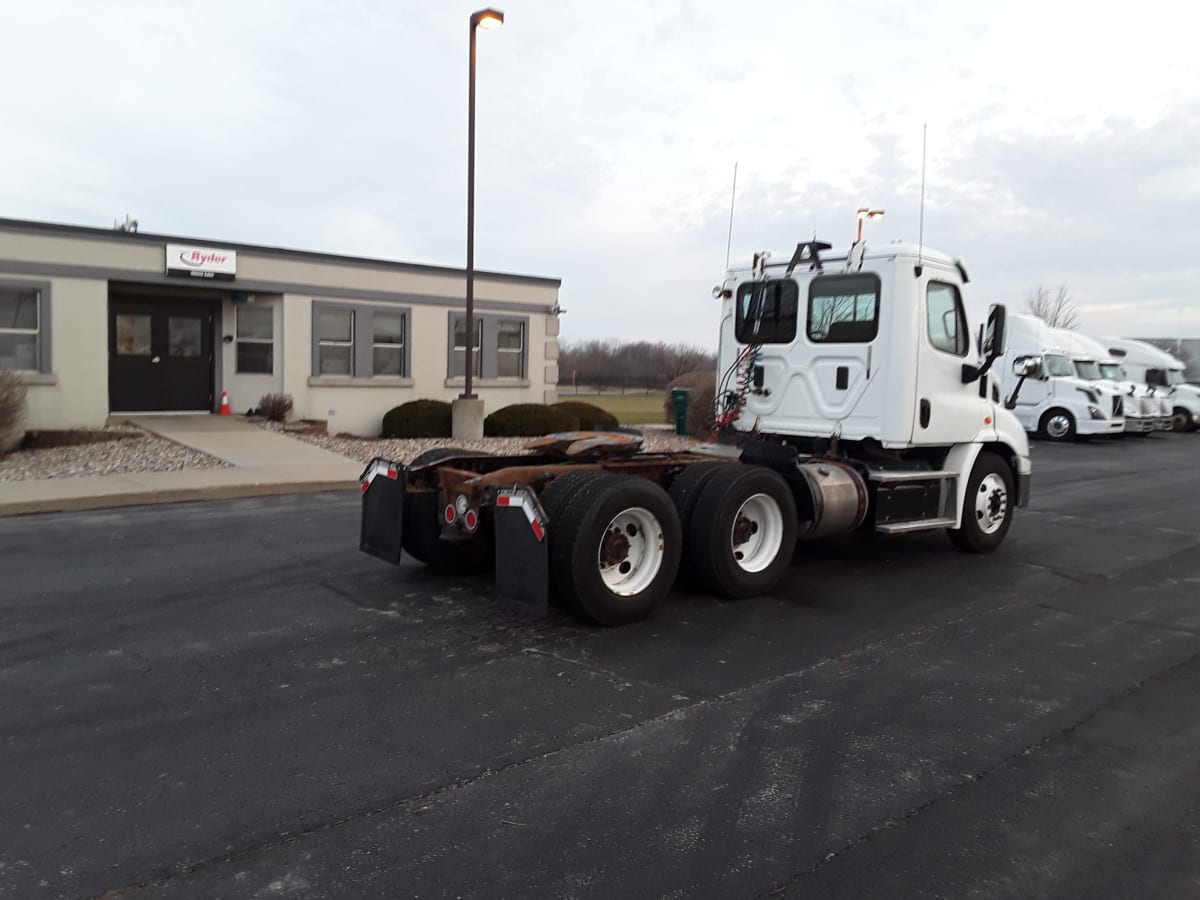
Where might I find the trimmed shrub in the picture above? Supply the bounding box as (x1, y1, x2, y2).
(382, 399, 452, 438)
(552, 400, 619, 431)
(484, 404, 580, 437)
(0, 370, 28, 453)
(664, 371, 716, 439)
(257, 393, 294, 423)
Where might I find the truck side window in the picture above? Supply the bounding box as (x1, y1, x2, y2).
(807, 274, 880, 343)
(735, 279, 798, 344)
(927, 282, 968, 356)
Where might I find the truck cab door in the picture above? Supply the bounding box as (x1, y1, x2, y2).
(911, 278, 991, 444)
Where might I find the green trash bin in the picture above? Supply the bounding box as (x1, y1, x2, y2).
(670, 388, 692, 436)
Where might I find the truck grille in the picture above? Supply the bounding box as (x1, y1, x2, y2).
(1113, 396, 1122, 417)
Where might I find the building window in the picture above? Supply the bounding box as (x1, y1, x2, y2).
(926, 282, 968, 356)
(311, 302, 410, 378)
(807, 275, 880, 343)
(0, 284, 48, 373)
(317, 308, 354, 375)
(447, 313, 530, 380)
(451, 318, 483, 378)
(497, 320, 524, 377)
(372, 311, 406, 376)
(236, 305, 274, 374)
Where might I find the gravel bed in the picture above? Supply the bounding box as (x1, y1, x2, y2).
(256, 420, 701, 464)
(0, 425, 230, 482)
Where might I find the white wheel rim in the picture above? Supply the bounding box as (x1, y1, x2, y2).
(597, 507, 665, 596)
(975, 473, 1009, 535)
(1046, 415, 1071, 438)
(730, 492, 785, 573)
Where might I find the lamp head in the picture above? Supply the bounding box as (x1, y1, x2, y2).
(471, 7, 504, 29)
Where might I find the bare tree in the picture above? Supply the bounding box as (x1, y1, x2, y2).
(1026, 285, 1080, 329)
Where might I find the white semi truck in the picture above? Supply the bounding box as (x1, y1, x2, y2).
(360, 238, 1031, 625)
(1048, 327, 1162, 434)
(998, 313, 1125, 441)
(1102, 338, 1200, 432)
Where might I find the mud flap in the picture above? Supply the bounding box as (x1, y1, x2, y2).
(359, 458, 406, 564)
(494, 487, 549, 617)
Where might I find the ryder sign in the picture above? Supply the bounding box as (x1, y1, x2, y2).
(166, 244, 238, 280)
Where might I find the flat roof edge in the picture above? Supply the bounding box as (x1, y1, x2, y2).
(0, 216, 562, 288)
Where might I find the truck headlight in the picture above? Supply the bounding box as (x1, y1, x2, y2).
(1088, 405, 1104, 419)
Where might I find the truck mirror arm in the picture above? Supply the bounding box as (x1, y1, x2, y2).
(1005, 374, 1028, 410)
(961, 354, 998, 385)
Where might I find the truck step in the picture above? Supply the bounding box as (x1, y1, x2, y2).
(868, 470, 956, 483)
(876, 517, 958, 534)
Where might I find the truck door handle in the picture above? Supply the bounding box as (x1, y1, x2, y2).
(919, 398, 931, 428)
(836, 366, 849, 390)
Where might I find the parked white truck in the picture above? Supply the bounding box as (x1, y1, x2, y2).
(998, 314, 1125, 441)
(360, 237, 1031, 625)
(1048, 328, 1161, 434)
(1102, 338, 1200, 432)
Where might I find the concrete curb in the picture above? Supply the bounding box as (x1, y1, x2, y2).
(0, 480, 358, 517)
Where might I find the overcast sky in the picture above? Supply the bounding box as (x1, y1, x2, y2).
(2, 0, 1197, 348)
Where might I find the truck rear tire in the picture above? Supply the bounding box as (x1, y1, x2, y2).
(947, 452, 1014, 553)
(548, 474, 681, 625)
(1038, 409, 1076, 442)
(401, 447, 494, 574)
(687, 465, 798, 599)
(668, 461, 731, 582)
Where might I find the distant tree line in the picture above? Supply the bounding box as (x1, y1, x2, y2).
(559, 339, 717, 392)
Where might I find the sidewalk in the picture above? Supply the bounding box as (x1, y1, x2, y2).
(0, 416, 362, 517)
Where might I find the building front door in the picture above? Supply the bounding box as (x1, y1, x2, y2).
(109, 296, 215, 412)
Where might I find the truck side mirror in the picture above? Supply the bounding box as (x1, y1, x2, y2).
(1013, 356, 1042, 378)
(960, 303, 1008, 384)
(983, 304, 1006, 359)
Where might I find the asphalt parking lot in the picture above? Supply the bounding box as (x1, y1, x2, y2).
(2, 433, 1199, 899)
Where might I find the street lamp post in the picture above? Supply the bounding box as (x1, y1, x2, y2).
(453, 8, 503, 439)
(856, 207, 885, 242)
(464, 8, 503, 396)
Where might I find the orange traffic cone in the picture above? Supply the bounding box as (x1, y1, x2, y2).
(219, 391, 231, 415)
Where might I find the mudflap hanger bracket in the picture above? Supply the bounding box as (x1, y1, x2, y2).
(494, 486, 550, 617)
(359, 457, 406, 565)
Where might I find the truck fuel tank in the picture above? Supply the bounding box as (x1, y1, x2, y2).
(793, 460, 869, 540)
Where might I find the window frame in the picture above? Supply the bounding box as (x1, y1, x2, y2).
(235, 303, 275, 375)
(496, 319, 526, 378)
(734, 279, 799, 345)
(446, 312, 530, 381)
(806, 273, 881, 344)
(371, 309, 407, 377)
(0, 279, 52, 374)
(310, 301, 411, 378)
(925, 281, 969, 358)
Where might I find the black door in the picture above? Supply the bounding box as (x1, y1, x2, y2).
(109, 297, 215, 412)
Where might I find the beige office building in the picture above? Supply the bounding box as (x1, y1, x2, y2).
(0, 218, 561, 435)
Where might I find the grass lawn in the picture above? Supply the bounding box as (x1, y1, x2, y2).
(565, 392, 667, 426)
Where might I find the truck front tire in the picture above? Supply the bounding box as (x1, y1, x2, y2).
(1038, 409, 1076, 442)
(948, 452, 1014, 553)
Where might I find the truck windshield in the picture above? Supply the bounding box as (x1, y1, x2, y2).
(1074, 360, 1101, 380)
(1099, 363, 1125, 380)
(1044, 354, 1074, 377)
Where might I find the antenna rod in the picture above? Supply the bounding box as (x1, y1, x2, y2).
(917, 124, 927, 274)
(725, 161, 738, 269)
